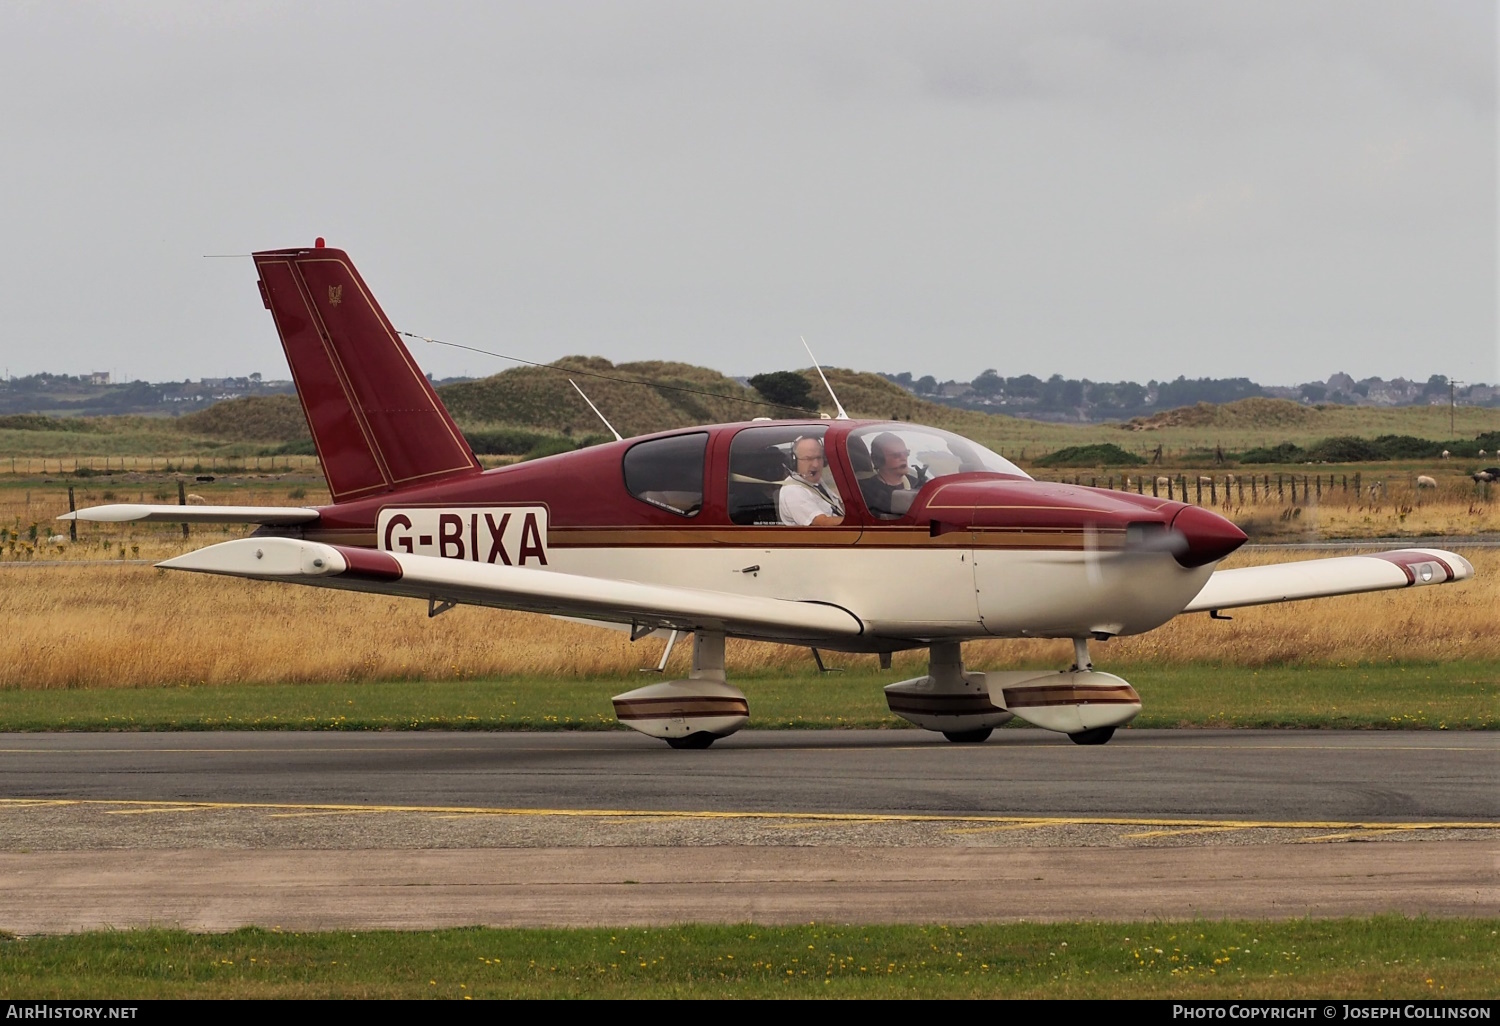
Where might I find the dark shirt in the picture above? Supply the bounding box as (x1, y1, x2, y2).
(860, 474, 918, 519)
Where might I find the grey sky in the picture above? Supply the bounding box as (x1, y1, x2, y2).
(0, 1, 1494, 386)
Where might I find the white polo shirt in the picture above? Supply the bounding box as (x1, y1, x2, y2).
(778, 477, 842, 525)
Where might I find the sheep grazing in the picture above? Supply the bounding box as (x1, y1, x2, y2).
(185, 493, 208, 505)
(1473, 467, 1500, 483)
(1481, 450, 1489, 458)
(1415, 475, 1437, 489)
(1441, 450, 1451, 459)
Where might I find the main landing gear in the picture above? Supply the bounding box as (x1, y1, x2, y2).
(885, 638, 1142, 745)
(941, 728, 995, 744)
(611, 632, 749, 749)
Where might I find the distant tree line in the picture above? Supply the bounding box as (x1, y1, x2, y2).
(878, 370, 1495, 422)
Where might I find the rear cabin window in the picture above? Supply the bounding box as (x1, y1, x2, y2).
(621, 433, 707, 516)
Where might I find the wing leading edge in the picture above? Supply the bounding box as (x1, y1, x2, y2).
(158, 537, 864, 644)
(1182, 548, 1473, 614)
(61, 504, 320, 525)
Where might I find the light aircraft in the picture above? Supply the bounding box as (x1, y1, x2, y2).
(65, 241, 1475, 748)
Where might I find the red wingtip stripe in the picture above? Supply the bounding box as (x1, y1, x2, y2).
(331, 545, 403, 581)
(1370, 550, 1454, 585)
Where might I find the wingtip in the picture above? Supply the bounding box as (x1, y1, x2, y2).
(158, 538, 347, 577)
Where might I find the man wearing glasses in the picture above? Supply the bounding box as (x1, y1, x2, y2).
(861, 431, 921, 520)
(778, 436, 844, 526)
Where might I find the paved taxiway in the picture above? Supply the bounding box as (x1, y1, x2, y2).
(2, 730, 1495, 933)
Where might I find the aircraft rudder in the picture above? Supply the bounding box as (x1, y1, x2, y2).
(252, 243, 481, 503)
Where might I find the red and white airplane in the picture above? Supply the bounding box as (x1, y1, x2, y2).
(65, 242, 1475, 748)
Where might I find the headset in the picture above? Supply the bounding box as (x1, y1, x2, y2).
(786, 434, 827, 476)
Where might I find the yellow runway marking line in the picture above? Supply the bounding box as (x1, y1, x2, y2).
(1123, 825, 1258, 840)
(1294, 828, 1428, 843)
(266, 809, 398, 819)
(104, 807, 218, 816)
(2, 798, 1495, 833)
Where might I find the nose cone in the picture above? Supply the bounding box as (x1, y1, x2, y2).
(1170, 505, 1247, 568)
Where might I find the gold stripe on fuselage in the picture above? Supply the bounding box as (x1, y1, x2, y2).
(300, 524, 1124, 552)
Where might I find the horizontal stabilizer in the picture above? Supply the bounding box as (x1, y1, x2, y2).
(159, 538, 864, 644)
(1182, 548, 1473, 614)
(60, 504, 320, 525)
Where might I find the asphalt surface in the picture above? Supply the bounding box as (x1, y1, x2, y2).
(3, 730, 1495, 932)
(2, 729, 1495, 821)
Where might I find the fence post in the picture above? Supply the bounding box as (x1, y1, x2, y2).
(178, 480, 189, 539)
(67, 487, 76, 542)
(1152, 476, 1159, 498)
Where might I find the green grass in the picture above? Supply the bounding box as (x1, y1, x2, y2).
(1, 918, 1493, 998)
(0, 663, 1492, 732)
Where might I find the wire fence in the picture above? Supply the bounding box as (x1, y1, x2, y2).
(2, 455, 323, 476)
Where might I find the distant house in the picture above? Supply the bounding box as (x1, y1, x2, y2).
(87, 372, 110, 386)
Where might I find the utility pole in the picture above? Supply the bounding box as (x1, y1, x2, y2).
(1449, 379, 1466, 436)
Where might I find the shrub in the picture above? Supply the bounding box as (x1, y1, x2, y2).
(1033, 443, 1146, 468)
(1238, 442, 1306, 464)
(1370, 435, 1442, 459)
(1304, 436, 1387, 462)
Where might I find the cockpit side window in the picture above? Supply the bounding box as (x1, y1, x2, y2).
(848, 423, 1028, 520)
(621, 432, 707, 516)
(727, 425, 844, 526)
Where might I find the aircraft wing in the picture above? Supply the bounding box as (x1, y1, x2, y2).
(60, 504, 320, 525)
(1181, 548, 1473, 614)
(158, 537, 864, 643)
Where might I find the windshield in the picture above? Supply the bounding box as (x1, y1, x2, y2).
(846, 423, 1029, 520)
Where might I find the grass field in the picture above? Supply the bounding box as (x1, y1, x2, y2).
(0, 663, 1489, 732)
(0, 543, 1493, 690)
(2, 918, 1493, 998)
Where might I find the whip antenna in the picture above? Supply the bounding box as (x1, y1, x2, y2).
(801, 336, 849, 420)
(569, 380, 622, 441)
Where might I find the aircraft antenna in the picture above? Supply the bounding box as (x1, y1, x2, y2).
(801, 336, 849, 420)
(569, 379, 622, 441)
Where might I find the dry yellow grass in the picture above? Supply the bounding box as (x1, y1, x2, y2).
(0, 543, 1493, 690)
(2, 472, 1493, 687)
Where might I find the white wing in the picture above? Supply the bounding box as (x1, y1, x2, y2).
(61, 504, 320, 525)
(1182, 548, 1473, 614)
(159, 537, 864, 644)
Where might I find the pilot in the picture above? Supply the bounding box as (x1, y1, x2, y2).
(778, 436, 844, 526)
(861, 432, 919, 519)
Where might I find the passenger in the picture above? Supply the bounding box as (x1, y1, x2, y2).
(778, 436, 844, 526)
(861, 432, 920, 518)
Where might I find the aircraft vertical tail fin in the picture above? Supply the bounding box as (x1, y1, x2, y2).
(252, 243, 482, 503)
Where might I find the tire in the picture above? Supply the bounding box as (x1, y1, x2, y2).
(1068, 726, 1115, 746)
(942, 728, 993, 744)
(665, 731, 718, 750)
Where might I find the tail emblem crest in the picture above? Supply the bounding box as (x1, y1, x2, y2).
(327, 284, 343, 306)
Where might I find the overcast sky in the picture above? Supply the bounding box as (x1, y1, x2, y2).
(0, 1, 1494, 387)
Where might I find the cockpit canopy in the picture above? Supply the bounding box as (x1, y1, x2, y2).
(847, 423, 1029, 520)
